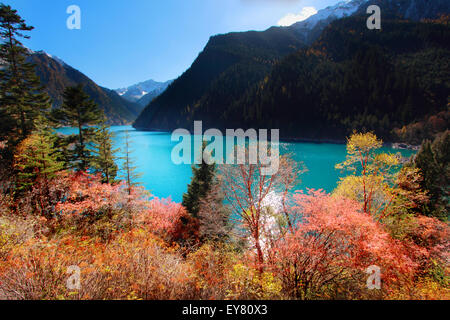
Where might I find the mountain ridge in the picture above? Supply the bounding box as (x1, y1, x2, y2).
(133, 0, 450, 140)
(28, 50, 142, 125)
(116, 79, 173, 105)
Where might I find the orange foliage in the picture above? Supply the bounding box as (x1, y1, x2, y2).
(270, 190, 423, 299)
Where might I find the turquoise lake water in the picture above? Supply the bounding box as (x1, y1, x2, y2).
(57, 125, 415, 202)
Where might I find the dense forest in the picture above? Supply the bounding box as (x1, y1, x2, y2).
(134, 2, 450, 143)
(0, 3, 449, 301)
(133, 26, 306, 130)
(227, 16, 450, 140)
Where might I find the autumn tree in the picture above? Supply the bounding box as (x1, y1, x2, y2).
(197, 176, 232, 243)
(220, 145, 300, 273)
(0, 4, 50, 143)
(52, 84, 103, 171)
(91, 118, 118, 184)
(335, 132, 401, 218)
(272, 190, 418, 300)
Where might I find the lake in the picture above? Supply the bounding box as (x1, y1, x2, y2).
(57, 125, 416, 202)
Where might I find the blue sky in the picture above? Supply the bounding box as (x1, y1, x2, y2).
(6, 0, 340, 89)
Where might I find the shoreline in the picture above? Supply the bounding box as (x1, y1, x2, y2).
(133, 126, 420, 150)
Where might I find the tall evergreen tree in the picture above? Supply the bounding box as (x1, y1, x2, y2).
(120, 130, 142, 195)
(13, 115, 64, 217)
(414, 130, 449, 219)
(91, 118, 119, 184)
(0, 4, 50, 143)
(13, 115, 63, 191)
(52, 84, 103, 171)
(182, 141, 216, 218)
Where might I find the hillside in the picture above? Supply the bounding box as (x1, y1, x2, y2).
(228, 16, 449, 140)
(29, 51, 141, 125)
(133, 0, 372, 131)
(133, 0, 449, 140)
(133, 26, 306, 130)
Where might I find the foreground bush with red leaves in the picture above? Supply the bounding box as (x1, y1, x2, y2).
(269, 191, 434, 299)
(0, 173, 448, 300)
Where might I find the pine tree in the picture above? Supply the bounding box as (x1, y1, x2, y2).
(52, 84, 103, 171)
(14, 115, 63, 191)
(415, 140, 437, 197)
(414, 131, 449, 219)
(182, 141, 216, 218)
(91, 118, 119, 184)
(120, 130, 142, 195)
(0, 4, 50, 143)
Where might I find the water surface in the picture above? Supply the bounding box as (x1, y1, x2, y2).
(57, 126, 415, 202)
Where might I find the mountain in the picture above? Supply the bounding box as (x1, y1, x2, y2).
(135, 84, 173, 107)
(290, 0, 368, 44)
(116, 79, 173, 105)
(132, 0, 373, 131)
(133, 0, 450, 139)
(28, 51, 141, 125)
(133, 25, 306, 131)
(353, 0, 450, 21)
(228, 15, 449, 140)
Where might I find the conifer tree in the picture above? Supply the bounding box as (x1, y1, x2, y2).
(414, 131, 449, 219)
(52, 84, 102, 171)
(182, 141, 216, 218)
(91, 118, 119, 184)
(13, 115, 63, 192)
(120, 130, 142, 195)
(0, 4, 50, 143)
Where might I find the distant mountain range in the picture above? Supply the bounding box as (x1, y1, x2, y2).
(133, 0, 450, 141)
(28, 51, 142, 125)
(115, 79, 173, 107)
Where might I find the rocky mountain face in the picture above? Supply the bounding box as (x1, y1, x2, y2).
(116, 79, 173, 106)
(289, 0, 368, 44)
(29, 51, 141, 125)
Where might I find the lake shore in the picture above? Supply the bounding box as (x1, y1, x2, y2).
(133, 126, 420, 150)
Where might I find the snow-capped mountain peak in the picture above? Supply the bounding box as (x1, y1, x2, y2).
(115, 79, 173, 103)
(292, 0, 368, 30)
(31, 50, 67, 67)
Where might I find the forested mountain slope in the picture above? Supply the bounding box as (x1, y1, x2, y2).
(229, 16, 449, 140)
(29, 51, 141, 125)
(134, 0, 449, 140)
(133, 26, 306, 130)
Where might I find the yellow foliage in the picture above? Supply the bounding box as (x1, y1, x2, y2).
(225, 263, 283, 300)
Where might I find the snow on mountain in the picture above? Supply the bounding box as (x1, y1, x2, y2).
(292, 0, 368, 30)
(116, 79, 173, 102)
(30, 50, 67, 67)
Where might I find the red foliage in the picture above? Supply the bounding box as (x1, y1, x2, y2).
(136, 196, 199, 244)
(55, 172, 124, 218)
(271, 190, 421, 298)
(54, 172, 196, 243)
(404, 215, 449, 266)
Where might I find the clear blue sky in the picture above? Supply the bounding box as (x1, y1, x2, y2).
(6, 0, 339, 89)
